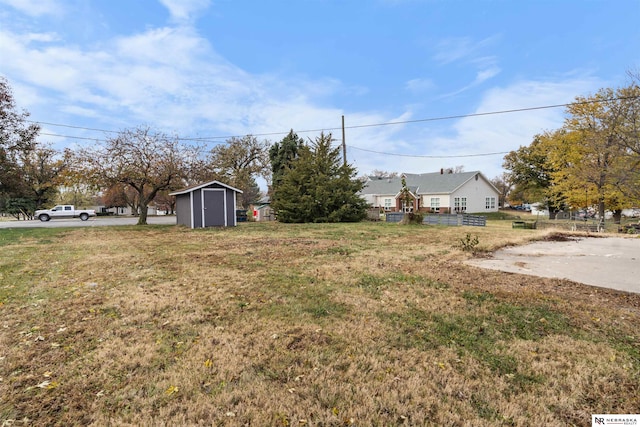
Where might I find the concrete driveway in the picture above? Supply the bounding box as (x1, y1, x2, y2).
(0, 216, 176, 228)
(466, 237, 640, 294)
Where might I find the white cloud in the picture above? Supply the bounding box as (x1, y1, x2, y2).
(24, 32, 59, 42)
(475, 66, 501, 84)
(0, 0, 63, 17)
(0, 3, 608, 184)
(342, 75, 606, 179)
(438, 65, 502, 98)
(406, 78, 435, 93)
(432, 36, 502, 98)
(427, 76, 604, 177)
(432, 35, 500, 65)
(158, 0, 210, 23)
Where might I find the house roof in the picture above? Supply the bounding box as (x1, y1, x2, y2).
(169, 180, 243, 196)
(361, 171, 496, 196)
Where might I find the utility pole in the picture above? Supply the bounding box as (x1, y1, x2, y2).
(341, 115, 347, 166)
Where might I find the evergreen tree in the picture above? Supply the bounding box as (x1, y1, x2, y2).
(269, 129, 304, 197)
(272, 132, 368, 223)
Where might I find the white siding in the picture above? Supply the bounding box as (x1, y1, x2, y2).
(365, 194, 397, 210)
(420, 194, 451, 211)
(451, 175, 499, 213)
(362, 194, 376, 206)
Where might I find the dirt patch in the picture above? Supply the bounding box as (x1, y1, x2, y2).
(538, 232, 580, 242)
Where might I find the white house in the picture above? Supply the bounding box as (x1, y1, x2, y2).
(360, 171, 500, 214)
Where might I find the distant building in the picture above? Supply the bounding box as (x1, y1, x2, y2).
(251, 195, 274, 221)
(360, 170, 500, 214)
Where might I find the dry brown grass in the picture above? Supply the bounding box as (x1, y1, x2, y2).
(1, 221, 638, 426)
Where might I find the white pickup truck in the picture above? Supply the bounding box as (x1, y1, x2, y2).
(35, 205, 97, 222)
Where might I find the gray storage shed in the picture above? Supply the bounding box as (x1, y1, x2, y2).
(170, 180, 243, 228)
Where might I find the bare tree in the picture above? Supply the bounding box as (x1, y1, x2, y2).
(370, 169, 399, 179)
(80, 126, 195, 225)
(443, 165, 465, 174)
(490, 173, 512, 208)
(198, 135, 270, 208)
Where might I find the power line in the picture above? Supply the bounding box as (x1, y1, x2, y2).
(40, 132, 107, 142)
(36, 121, 121, 134)
(30, 94, 640, 146)
(340, 95, 640, 130)
(349, 146, 509, 158)
(151, 94, 640, 140)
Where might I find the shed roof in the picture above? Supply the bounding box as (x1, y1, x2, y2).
(169, 180, 243, 196)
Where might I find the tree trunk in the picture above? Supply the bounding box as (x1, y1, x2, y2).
(613, 209, 622, 224)
(598, 199, 605, 221)
(137, 204, 148, 225)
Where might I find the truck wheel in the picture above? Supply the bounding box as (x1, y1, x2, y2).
(79, 213, 89, 221)
(39, 214, 50, 222)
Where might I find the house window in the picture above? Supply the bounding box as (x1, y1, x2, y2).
(485, 197, 496, 210)
(430, 197, 440, 212)
(384, 198, 392, 211)
(454, 197, 467, 212)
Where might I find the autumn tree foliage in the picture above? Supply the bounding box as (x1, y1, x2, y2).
(80, 126, 195, 225)
(561, 84, 640, 219)
(1, 76, 69, 218)
(504, 79, 640, 220)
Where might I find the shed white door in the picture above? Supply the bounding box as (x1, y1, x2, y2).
(202, 188, 226, 227)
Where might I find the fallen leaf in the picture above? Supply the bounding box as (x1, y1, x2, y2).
(165, 385, 178, 395)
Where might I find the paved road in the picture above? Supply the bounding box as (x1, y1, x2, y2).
(466, 237, 640, 294)
(0, 216, 177, 228)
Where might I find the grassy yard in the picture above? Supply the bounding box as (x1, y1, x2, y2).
(0, 221, 638, 426)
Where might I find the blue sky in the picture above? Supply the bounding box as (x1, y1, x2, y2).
(1, 0, 638, 183)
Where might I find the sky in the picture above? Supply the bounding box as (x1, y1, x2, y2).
(1, 0, 639, 186)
